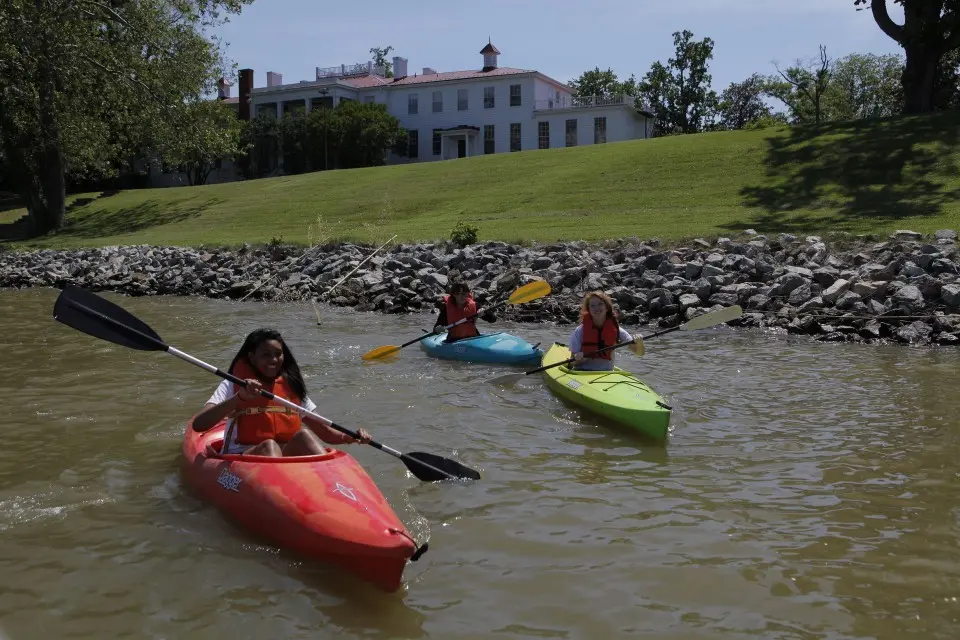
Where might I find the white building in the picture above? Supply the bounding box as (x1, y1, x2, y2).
(231, 40, 651, 158)
(147, 41, 653, 186)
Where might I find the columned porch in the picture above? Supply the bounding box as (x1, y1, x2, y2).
(437, 125, 480, 160)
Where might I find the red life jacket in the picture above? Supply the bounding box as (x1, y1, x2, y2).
(580, 315, 620, 361)
(444, 294, 479, 340)
(230, 358, 303, 445)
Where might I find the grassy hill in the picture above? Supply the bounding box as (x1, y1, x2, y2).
(3, 110, 960, 249)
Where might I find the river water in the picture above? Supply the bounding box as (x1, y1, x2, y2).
(2, 288, 960, 639)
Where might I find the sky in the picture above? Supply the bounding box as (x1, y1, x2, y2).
(211, 0, 906, 93)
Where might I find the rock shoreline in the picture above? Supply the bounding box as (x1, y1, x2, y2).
(2, 229, 960, 345)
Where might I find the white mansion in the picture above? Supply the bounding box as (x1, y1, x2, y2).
(150, 41, 652, 185)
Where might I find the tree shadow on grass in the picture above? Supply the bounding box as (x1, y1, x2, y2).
(57, 195, 223, 239)
(726, 111, 960, 234)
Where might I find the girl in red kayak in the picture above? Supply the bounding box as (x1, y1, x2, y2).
(192, 328, 372, 456)
(432, 279, 497, 343)
(569, 291, 644, 371)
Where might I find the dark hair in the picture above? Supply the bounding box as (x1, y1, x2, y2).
(228, 328, 307, 400)
(449, 279, 470, 295)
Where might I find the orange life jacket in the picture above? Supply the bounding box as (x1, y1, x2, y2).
(230, 358, 303, 445)
(444, 294, 479, 340)
(580, 315, 620, 361)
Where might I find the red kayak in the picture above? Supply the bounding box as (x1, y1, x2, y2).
(181, 419, 419, 592)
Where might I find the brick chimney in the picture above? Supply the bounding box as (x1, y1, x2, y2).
(238, 68, 253, 120)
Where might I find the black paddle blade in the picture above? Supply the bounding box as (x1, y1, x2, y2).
(53, 285, 167, 352)
(402, 452, 481, 482)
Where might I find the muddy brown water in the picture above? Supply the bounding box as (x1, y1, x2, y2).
(2, 288, 960, 639)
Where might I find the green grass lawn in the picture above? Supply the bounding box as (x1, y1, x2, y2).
(4, 110, 960, 249)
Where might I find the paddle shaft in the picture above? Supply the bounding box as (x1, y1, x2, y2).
(521, 322, 687, 377)
(65, 296, 456, 480)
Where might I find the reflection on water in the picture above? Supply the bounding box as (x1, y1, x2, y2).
(1, 287, 959, 639)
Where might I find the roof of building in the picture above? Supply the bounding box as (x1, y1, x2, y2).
(341, 66, 534, 89)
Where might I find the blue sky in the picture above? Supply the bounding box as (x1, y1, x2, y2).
(213, 0, 905, 93)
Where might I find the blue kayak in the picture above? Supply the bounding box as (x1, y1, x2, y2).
(420, 332, 544, 365)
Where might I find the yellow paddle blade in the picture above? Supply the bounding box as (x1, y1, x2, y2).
(507, 279, 552, 305)
(629, 338, 645, 357)
(361, 345, 401, 361)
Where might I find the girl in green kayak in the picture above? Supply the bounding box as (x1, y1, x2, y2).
(192, 328, 372, 456)
(570, 291, 644, 371)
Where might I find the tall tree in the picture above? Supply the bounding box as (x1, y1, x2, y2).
(716, 73, 772, 130)
(0, 0, 251, 235)
(637, 29, 719, 135)
(370, 46, 394, 78)
(825, 52, 904, 120)
(767, 45, 833, 124)
(568, 67, 637, 97)
(160, 101, 245, 186)
(854, 0, 960, 113)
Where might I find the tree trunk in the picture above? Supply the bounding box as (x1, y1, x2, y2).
(869, 0, 951, 114)
(27, 15, 67, 236)
(32, 80, 66, 234)
(902, 42, 939, 113)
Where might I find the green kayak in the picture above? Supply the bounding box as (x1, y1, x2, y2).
(542, 343, 672, 441)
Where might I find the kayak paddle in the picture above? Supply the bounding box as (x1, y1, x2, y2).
(361, 279, 552, 361)
(487, 305, 744, 386)
(52, 285, 480, 483)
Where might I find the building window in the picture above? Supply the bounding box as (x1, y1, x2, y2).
(538, 121, 550, 149)
(407, 129, 419, 159)
(458, 88, 468, 111)
(510, 84, 521, 107)
(432, 91, 442, 113)
(594, 117, 607, 144)
(484, 86, 495, 109)
(484, 125, 495, 154)
(432, 129, 442, 156)
(510, 123, 521, 152)
(363, 95, 375, 104)
(408, 94, 418, 115)
(565, 119, 577, 147)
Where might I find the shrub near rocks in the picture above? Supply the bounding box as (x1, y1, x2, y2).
(2, 228, 958, 345)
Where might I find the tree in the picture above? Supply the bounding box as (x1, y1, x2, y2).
(637, 29, 719, 135)
(716, 73, 773, 130)
(160, 101, 245, 186)
(235, 114, 279, 179)
(767, 45, 833, 124)
(330, 101, 405, 168)
(370, 46, 394, 78)
(825, 52, 904, 120)
(0, 0, 250, 235)
(568, 67, 637, 97)
(854, 0, 960, 113)
(934, 47, 960, 109)
(238, 101, 404, 174)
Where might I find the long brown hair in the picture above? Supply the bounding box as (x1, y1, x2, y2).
(580, 291, 617, 326)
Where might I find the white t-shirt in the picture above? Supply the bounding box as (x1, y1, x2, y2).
(206, 379, 317, 454)
(568, 324, 634, 371)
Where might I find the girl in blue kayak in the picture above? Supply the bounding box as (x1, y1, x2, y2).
(569, 291, 644, 371)
(432, 279, 497, 343)
(192, 328, 372, 456)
